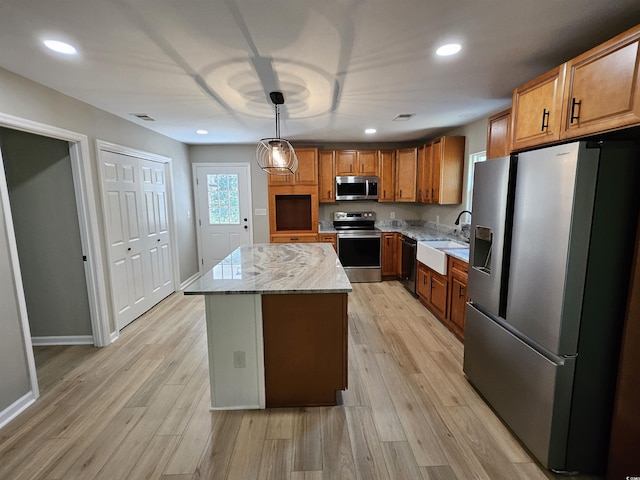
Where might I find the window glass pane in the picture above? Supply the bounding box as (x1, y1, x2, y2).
(207, 173, 240, 224)
(466, 151, 486, 211)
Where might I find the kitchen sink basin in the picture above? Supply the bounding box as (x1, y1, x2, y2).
(417, 240, 469, 275)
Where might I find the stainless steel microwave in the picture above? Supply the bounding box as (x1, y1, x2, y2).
(335, 176, 378, 201)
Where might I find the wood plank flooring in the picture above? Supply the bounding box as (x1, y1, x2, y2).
(1, 282, 604, 480)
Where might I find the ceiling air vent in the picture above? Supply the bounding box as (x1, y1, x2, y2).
(130, 113, 156, 121)
(393, 113, 415, 121)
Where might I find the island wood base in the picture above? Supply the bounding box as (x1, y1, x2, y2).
(262, 293, 348, 407)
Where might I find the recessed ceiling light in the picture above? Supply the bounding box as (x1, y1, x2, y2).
(196, 129, 208, 135)
(436, 43, 462, 56)
(365, 128, 377, 135)
(43, 39, 77, 55)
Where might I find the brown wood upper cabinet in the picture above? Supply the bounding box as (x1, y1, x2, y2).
(268, 147, 319, 186)
(378, 150, 395, 202)
(394, 147, 417, 202)
(416, 143, 432, 203)
(511, 65, 566, 151)
(429, 136, 465, 205)
(560, 25, 640, 140)
(486, 108, 512, 159)
(319, 150, 335, 203)
(510, 24, 640, 150)
(336, 150, 378, 176)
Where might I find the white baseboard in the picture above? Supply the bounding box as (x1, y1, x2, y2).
(31, 335, 94, 346)
(180, 272, 201, 290)
(110, 330, 119, 344)
(0, 391, 36, 430)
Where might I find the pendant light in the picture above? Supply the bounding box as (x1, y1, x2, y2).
(256, 91, 298, 175)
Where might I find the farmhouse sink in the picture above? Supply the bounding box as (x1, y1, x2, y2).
(417, 240, 469, 275)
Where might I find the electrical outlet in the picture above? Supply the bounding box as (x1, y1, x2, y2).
(233, 351, 246, 368)
(390, 212, 395, 219)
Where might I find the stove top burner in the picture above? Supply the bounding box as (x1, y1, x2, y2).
(332, 211, 377, 230)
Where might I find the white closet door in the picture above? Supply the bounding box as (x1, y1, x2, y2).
(100, 150, 175, 331)
(101, 151, 149, 329)
(140, 159, 174, 304)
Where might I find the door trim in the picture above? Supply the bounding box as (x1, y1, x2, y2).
(96, 140, 179, 333)
(192, 162, 253, 275)
(0, 112, 112, 412)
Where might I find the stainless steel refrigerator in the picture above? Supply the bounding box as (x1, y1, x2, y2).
(464, 141, 639, 474)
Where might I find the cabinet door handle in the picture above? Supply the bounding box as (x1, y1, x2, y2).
(423, 275, 427, 286)
(418, 188, 421, 198)
(541, 108, 549, 131)
(570, 98, 581, 124)
(328, 190, 331, 198)
(399, 189, 402, 198)
(458, 285, 464, 299)
(361, 164, 364, 173)
(290, 237, 299, 241)
(350, 164, 353, 173)
(383, 189, 386, 198)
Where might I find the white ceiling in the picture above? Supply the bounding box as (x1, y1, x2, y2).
(1, 1, 639, 145)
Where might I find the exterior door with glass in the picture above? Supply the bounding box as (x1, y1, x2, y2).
(193, 164, 253, 273)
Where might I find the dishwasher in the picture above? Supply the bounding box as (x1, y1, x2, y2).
(400, 235, 417, 296)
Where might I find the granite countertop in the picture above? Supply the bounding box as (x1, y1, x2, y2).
(442, 248, 470, 263)
(184, 243, 352, 295)
(319, 221, 470, 263)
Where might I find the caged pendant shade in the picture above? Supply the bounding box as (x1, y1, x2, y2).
(256, 91, 298, 175)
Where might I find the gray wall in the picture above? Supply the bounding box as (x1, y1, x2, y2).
(190, 144, 271, 244)
(2, 128, 92, 337)
(0, 66, 198, 417)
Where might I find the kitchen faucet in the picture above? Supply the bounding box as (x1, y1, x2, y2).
(454, 210, 472, 225)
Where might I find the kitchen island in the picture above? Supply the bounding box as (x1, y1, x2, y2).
(184, 243, 352, 410)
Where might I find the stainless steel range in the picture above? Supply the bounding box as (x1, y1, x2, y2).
(332, 211, 382, 283)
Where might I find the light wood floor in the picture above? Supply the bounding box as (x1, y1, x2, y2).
(0, 282, 604, 480)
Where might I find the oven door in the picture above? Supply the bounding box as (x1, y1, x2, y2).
(336, 231, 382, 283)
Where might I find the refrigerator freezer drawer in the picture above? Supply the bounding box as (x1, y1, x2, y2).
(463, 304, 576, 470)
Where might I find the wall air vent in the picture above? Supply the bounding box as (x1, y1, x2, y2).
(130, 113, 156, 121)
(393, 113, 415, 121)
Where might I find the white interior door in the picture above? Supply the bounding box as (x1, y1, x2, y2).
(194, 164, 252, 273)
(101, 151, 148, 329)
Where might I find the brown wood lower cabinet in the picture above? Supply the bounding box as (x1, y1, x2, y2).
(447, 256, 469, 340)
(417, 257, 469, 341)
(270, 234, 318, 243)
(416, 262, 447, 320)
(381, 232, 397, 278)
(261, 293, 348, 407)
(319, 233, 337, 251)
